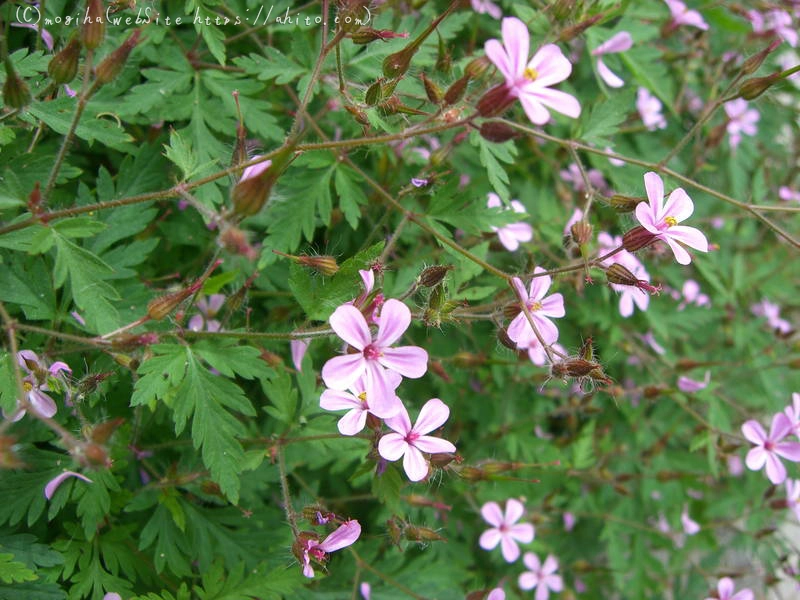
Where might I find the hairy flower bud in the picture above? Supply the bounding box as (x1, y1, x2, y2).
(418, 265, 453, 288)
(443, 75, 469, 105)
(345, 104, 369, 126)
(420, 72, 442, 104)
(48, 38, 82, 84)
(741, 39, 782, 75)
(298, 255, 339, 276)
(231, 148, 293, 216)
(365, 79, 384, 106)
(476, 84, 517, 118)
(497, 327, 517, 351)
(81, 0, 106, 50)
(337, 0, 369, 33)
(605, 194, 644, 213)
(350, 28, 408, 44)
(383, 47, 415, 78)
(404, 525, 446, 542)
(570, 221, 593, 246)
(606, 264, 663, 295)
(738, 72, 781, 100)
(3, 61, 31, 109)
(82, 443, 110, 467)
(479, 121, 518, 143)
(465, 56, 491, 79)
(622, 225, 658, 253)
(95, 30, 142, 84)
(147, 288, 197, 320)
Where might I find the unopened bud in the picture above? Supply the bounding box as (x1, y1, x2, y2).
(421, 72, 442, 104)
(738, 72, 781, 100)
(48, 38, 82, 84)
(443, 75, 469, 105)
(345, 104, 369, 126)
(350, 28, 408, 44)
(404, 525, 446, 542)
(465, 56, 491, 79)
(453, 352, 484, 368)
(3, 61, 31, 109)
(419, 265, 453, 287)
(383, 47, 414, 78)
(365, 79, 384, 106)
(459, 466, 487, 481)
(476, 84, 516, 118)
(497, 327, 517, 351)
(479, 121, 518, 143)
(81, 0, 106, 50)
(606, 194, 644, 213)
(377, 95, 401, 116)
(428, 360, 452, 382)
(90, 418, 125, 444)
(622, 225, 658, 253)
(503, 303, 521, 319)
(231, 148, 293, 216)
(429, 452, 457, 468)
(110, 332, 159, 350)
(95, 30, 142, 84)
(298, 255, 339, 276)
(558, 14, 603, 42)
(337, 0, 368, 33)
(570, 221, 592, 246)
(83, 443, 110, 467)
(147, 288, 196, 320)
(741, 39, 782, 75)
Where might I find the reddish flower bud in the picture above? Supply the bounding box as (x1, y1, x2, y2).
(605, 194, 644, 213)
(570, 221, 593, 246)
(738, 72, 781, 100)
(383, 47, 415, 78)
(497, 327, 517, 351)
(81, 0, 106, 50)
(443, 75, 469, 105)
(622, 225, 658, 253)
(606, 263, 662, 295)
(3, 60, 31, 109)
(420, 72, 442, 104)
(418, 265, 453, 288)
(404, 525, 447, 542)
(344, 104, 369, 126)
(476, 84, 517, 118)
(479, 121, 518, 143)
(465, 56, 491, 79)
(350, 28, 408, 44)
(48, 38, 82, 84)
(95, 30, 142, 84)
(741, 39, 782, 75)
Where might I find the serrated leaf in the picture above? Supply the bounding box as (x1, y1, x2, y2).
(334, 166, 368, 229)
(0, 553, 37, 583)
(371, 465, 403, 511)
(572, 421, 596, 469)
(233, 48, 305, 85)
(164, 128, 198, 180)
(75, 470, 120, 540)
(579, 93, 633, 145)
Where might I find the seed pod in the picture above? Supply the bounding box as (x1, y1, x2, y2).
(95, 30, 142, 84)
(3, 60, 31, 109)
(383, 47, 414, 78)
(497, 327, 517, 351)
(741, 39, 781, 75)
(81, 0, 106, 50)
(418, 265, 453, 288)
(479, 121, 518, 143)
(605, 263, 639, 286)
(476, 84, 516, 118)
(420, 72, 442, 104)
(365, 79, 384, 106)
(570, 221, 592, 246)
(622, 225, 658, 253)
(605, 194, 644, 213)
(464, 56, 490, 79)
(48, 38, 82, 84)
(738, 72, 781, 100)
(443, 75, 469, 105)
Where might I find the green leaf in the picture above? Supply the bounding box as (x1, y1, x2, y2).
(130, 344, 189, 408)
(471, 131, 517, 201)
(334, 166, 368, 229)
(371, 465, 403, 511)
(0, 353, 17, 415)
(572, 421, 596, 469)
(579, 93, 634, 145)
(51, 218, 107, 239)
(233, 48, 306, 85)
(191, 340, 272, 380)
(164, 128, 198, 180)
(261, 369, 298, 425)
(75, 470, 120, 540)
(0, 554, 37, 583)
(139, 505, 193, 575)
(621, 47, 675, 115)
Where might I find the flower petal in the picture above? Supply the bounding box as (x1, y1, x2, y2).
(320, 389, 361, 411)
(378, 433, 408, 461)
(593, 31, 633, 55)
(643, 172, 665, 218)
(765, 452, 787, 484)
(44, 471, 93, 500)
(501, 17, 530, 80)
(518, 94, 551, 125)
(518, 572, 539, 591)
(663, 235, 693, 265)
(412, 398, 450, 435)
(28, 389, 57, 418)
(500, 536, 521, 562)
(522, 87, 581, 119)
(769, 412, 794, 441)
(402, 446, 429, 481)
(505, 498, 525, 524)
(742, 420, 767, 444)
(509, 523, 535, 543)
(481, 501, 504, 527)
(527, 44, 572, 87)
(319, 519, 361, 552)
(321, 353, 365, 390)
(661, 188, 695, 222)
(375, 299, 411, 347)
(379, 346, 428, 379)
(542, 554, 559, 575)
(597, 58, 625, 87)
(528, 267, 552, 301)
(745, 447, 767, 471)
(775, 442, 800, 462)
(329, 304, 371, 350)
(337, 409, 369, 436)
(635, 201, 660, 232)
(485, 39, 514, 82)
(383, 402, 412, 436)
(540, 293, 565, 318)
(412, 435, 456, 454)
(479, 527, 502, 550)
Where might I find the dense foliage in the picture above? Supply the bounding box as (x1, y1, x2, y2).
(1, 1, 799, 599)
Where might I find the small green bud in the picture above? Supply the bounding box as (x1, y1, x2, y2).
(3, 61, 31, 109)
(81, 0, 106, 50)
(95, 30, 141, 84)
(48, 38, 82, 84)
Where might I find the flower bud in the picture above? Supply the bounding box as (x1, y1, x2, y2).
(428, 360, 452, 382)
(420, 73, 442, 104)
(82, 443, 110, 467)
(404, 525, 446, 542)
(350, 28, 408, 44)
(418, 265, 453, 288)
(622, 225, 658, 253)
(738, 72, 781, 100)
(95, 30, 142, 84)
(741, 39, 782, 75)
(90, 417, 125, 444)
(231, 149, 293, 216)
(298, 255, 339, 276)
(337, 0, 369, 33)
(605, 194, 644, 213)
(383, 47, 415, 78)
(48, 38, 82, 84)
(497, 327, 517, 351)
(365, 79, 384, 106)
(345, 104, 369, 126)
(476, 84, 517, 118)
(570, 221, 593, 246)
(458, 466, 487, 481)
(443, 75, 469, 105)
(110, 332, 159, 350)
(3, 61, 31, 109)
(605, 263, 639, 286)
(479, 121, 518, 143)
(147, 288, 196, 320)
(81, 0, 106, 50)
(429, 452, 457, 468)
(465, 56, 491, 79)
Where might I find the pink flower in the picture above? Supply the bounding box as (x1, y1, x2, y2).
(636, 88, 667, 130)
(291, 339, 310, 371)
(748, 10, 797, 47)
(44, 471, 93, 500)
(677, 279, 710, 310)
(360, 582, 371, 600)
(487, 193, 533, 251)
(507, 270, 565, 347)
(479, 499, 535, 562)
(591, 31, 633, 88)
(563, 512, 576, 531)
(487, 588, 506, 600)
(677, 371, 710, 393)
(704, 577, 753, 600)
(559, 164, 608, 194)
(639, 331, 666, 355)
(520, 338, 565, 367)
(724, 99, 759, 149)
(518, 553, 563, 600)
(751, 299, 792, 334)
(320, 372, 403, 434)
(11, 22, 54, 51)
(787, 479, 800, 521)
(597, 232, 652, 318)
(103, 594, 123, 600)
(727, 455, 744, 477)
(301, 520, 361, 578)
(240, 156, 271, 181)
(471, 0, 501, 19)
(378, 398, 456, 481)
(779, 187, 800, 203)
(188, 294, 225, 332)
(351, 269, 383, 325)
(665, 0, 709, 30)
(785, 393, 800, 434)
(635, 172, 709, 265)
(3, 350, 68, 422)
(742, 413, 800, 484)
(321, 299, 428, 415)
(484, 17, 580, 125)
(680, 504, 700, 535)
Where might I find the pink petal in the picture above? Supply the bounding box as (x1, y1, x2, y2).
(402, 446, 429, 481)
(663, 235, 693, 265)
(28, 389, 57, 418)
(512, 277, 529, 303)
(505, 498, 525, 524)
(337, 409, 369, 436)
(481, 501, 504, 527)
(643, 172, 665, 218)
(509, 523, 535, 543)
(597, 58, 625, 87)
(497, 228, 521, 251)
(412, 435, 456, 454)
(775, 442, 800, 462)
(44, 471, 93, 499)
(522, 87, 581, 119)
(531, 314, 559, 345)
(319, 519, 361, 552)
(241, 157, 271, 181)
(523, 552, 541, 572)
(378, 433, 408, 461)
(540, 293, 565, 318)
(518, 94, 551, 125)
(619, 291, 634, 317)
(541, 554, 559, 575)
(731, 589, 754, 600)
(635, 202, 660, 233)
(485, 39, 515, 82)
(375, 299, 411, 347)
(358, 269, 374, 293)
(379, 346, 428, 379)
(364, 362, 402, 418)
(321, 353, 366, 390)
(669, 225, 708, 252)
(188, 315, 205, 332)
(479, 527, 502, 550)
(718, 578, 735, 598)
(745, 447, 767, 471)
(769, 412, 794, 441)
(487, 589, 506, 600)
(527, 44, 572, 87)
(501, 17, 530, 80)
(487, 192, 502, 209)
(320, 389, 361, 411)
(546, 574, 563, 592)
(518, 572, 539, 591)
(593, 31, 633, 55)
(661, 188, 694, 223)
(528, 268, 552, 301)
(500, 536, 521, 562)
(48, 361, 71, 376)
(765, 452, 787, 484)
(384, 402, 412, 436)
(329, 304, 371, 350)
(291, 339, 310, 371)
(742, 421, 767, 445)
(506, 313, 528, 344)
(412, 398, 450, 435)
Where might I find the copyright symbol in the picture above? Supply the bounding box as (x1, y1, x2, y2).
(361, 6, 371, 25)
(15, 4, 42, 25)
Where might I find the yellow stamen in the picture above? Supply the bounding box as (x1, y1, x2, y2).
(664, 216, 678, 227)
(23, 381, 33, 392)
(530, 301, 543, 311)
(524, 67, 538, 81)
(357, 392, 367, 402)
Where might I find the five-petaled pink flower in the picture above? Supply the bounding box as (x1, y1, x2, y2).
(188, 294, 225, 332)
(301, 519, 361, 578)
(3, 350, 71, 422)
(703, 577, 753, 600)
(378, 398, 456, 482)
(322, 299, 428, 416)
(636, 88, 667, 131)
(487, 193, 533, 251)
(724, 99, 759, 150)
(507, 270, 565, 346)
(598, 232, 652, 318)
(591, 31, 633, 88)
(742, 412, 800, 484)
(518, 553, 563, 600)
(665, 0, 709, 31)
(479, 499, 535, 562)
(320, 371, 402, 434)
(483, 17, 580, 125)
(635, 172, 709, 265)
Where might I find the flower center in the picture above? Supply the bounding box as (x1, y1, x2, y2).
(664, 216, 678, 227)
(363, 345, 381, 360)
(524, 67, 539, 81)
(405, 431, 420, 444)
(23, 381, 33, 392)
(528, 301, 543, 311)
(764, 440, 774, 452)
